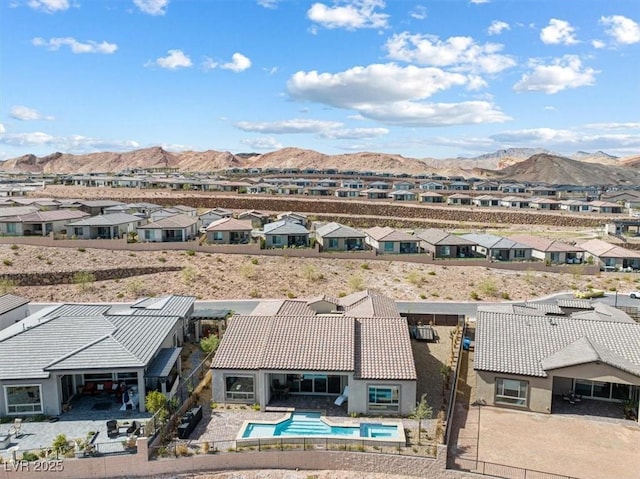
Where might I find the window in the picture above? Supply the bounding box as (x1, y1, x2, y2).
(4, 385, 42, 414)
(213, 231, 223, 241)
(74, 227, 83, 237)
(116, 372, 138, 385)
(6, 223, 16, 234)
(383, 242, 394, 252)
(144, 230, 152, 240)
(84, 373, 113, 382)
(368, 385, 399, 412)
(495, 378, 528, 406)
(514, 249, 526, 258)
(225, 375, 254, 401)
(328, 238, 339, 249)
(440, 245, 451, 256)
(272, 236, 282, 245)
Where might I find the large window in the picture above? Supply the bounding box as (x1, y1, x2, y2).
(368, 385, 399, 412)
(496, 378, 528, 406)
(4, 385, 43, 414)
(225, 375, 254, 401)
(328, 238, 339, 249)
(213, 231, 223, 241)
(574, 379, 630, 401)
(6, 223, 16, 234)
(383, 242, 394, 252)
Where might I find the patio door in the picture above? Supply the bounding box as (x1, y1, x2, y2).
(60, 375, 74, 403)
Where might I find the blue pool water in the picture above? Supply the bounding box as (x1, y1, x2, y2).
(240, 411, 399, 439)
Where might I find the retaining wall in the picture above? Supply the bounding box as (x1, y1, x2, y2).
(0, 442, 481, 479)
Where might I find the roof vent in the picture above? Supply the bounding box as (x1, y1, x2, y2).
(549, 318, 558, 326)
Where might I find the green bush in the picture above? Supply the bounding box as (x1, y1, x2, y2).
(200, 334, 220, 354)
(470, 291, 480, 300)
(3, 259, 13, 266)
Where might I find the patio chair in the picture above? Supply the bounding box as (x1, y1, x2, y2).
(106, 420, 119, 439)
(126, 421, 139, 436)
(334, 386, 349, 406)
(8, 418, 22, 438)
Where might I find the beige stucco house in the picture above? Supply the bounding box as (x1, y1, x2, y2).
(474, 303, 640, 423)
(211, 291, 417, 415)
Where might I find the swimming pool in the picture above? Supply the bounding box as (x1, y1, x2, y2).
(239, 411, 400, 440)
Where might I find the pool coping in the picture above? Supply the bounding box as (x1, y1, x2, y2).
(235, 410, 406, 445)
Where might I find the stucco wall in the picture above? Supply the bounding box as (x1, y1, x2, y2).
(349, 379, 416, 416)
(0, 377, 58, 417)
(476, 371, 552, 414)
(550, 363, 640, 386)
(0, 304, 29, 331)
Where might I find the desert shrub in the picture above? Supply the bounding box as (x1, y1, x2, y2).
(240, 264, 256, 279)
(9, 244, 18, 250)
(302, 264, 323, 281)
(181, 266, 199, 285)
(407, 270, 424, 286)
(501, 292, 510, 300)
(347, 273, 365, 292)
(428, 271, 436, 276)
(478, 279, 498, 297)
(73, 271, 96, 291)
(158, 256, 167, 263)
(200, 335, 220, 354)
(251, 258, 259, 265)
(126, 278, 146, 297)
(77, 247, 86, 253)
(360, 263, 370, 270)
(249, 289, 261, 298)
(470, 291, 480, 300)
(186, 250, 196, 256)
(0, 279, 16, 295)
(3, 259, 13, 266)
(419, 293, 427, 300)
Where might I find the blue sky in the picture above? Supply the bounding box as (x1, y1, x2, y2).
(1, 0, 639, 161)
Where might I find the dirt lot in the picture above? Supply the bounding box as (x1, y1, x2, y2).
(476, 407, 640, 479)
(2, 242, 639, 304)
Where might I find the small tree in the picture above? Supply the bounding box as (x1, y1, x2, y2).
(145, 390, 169, 421)
(52, 434, 69, 459)
(411, 394, 433, 446)
(200, 334, 220, 354)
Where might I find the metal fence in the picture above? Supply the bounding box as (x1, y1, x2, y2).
(452, 457, 580, 479)
(145, 349, 214, 442)
(1, 440, 137, 463)
(150, 437, 438, 459)
(444, 317, 466, 445)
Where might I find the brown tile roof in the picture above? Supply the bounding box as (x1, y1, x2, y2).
(365, 226, 416, 242)
(212, 315, 354, 371)
(508, 234, 583, 253)
(205, 217, 253, 232)
(355, 318, 417, 380)
(137, 214, 197, 229)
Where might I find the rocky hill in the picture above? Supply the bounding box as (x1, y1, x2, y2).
(493, 153, 640, 185)
(1, 146, 637, 185)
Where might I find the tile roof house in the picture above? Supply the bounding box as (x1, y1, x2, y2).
(212, 291, 416, 415)
(0, 295, 195, 417)
(364, 226, 419, 254)
(474, 304, 640, 422)
(416, 228, 477, 259)
(65, 213, 145, 239)
(205, 217, 253, 244)
(315, 222, 366, 252)
(0, 209, 89, 236)
(508, 234, 584, 264)
(0, 294, 30, 331)
(579, 238, 640, 271)
(461, 233, 532, 261)
(137, 213, 199, 242)
(263, 220, 310, 248)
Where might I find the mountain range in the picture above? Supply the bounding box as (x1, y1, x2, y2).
(1, 147, 639, 186)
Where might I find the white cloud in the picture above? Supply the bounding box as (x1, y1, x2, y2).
(320, 127, 389, 139)
(490, 127, 640, 154)
(236, 119, 343, 134)
(513, 55, 597, 94)
(385, 33, 515, 74)
(600, 15, 640, 45)
(409, 5, 427, 20)
(288, 63, 468, 108)
(148, 49, 192, 69)
(221, 53, 252, 72)
(10, 105, 55, 121)
(584, 122, 640, 130)
(202, 53, 252, 72)
(241, 137, 283, 150)
(287, 63, 509, 126)
(307, 0, 389, 31)
(543, 105, 556, 111)
(0, 130, 140, 153)
(488, 20, 509, 36)
(540, 19, 578, 45)
(0, 124, 5, 134)
(27, 0, 69, 13)
(470, 0, 489, 4)
(356, 100, 510, 127)
(32, 37, 118, 54)
(133, 0, 169, 16)
(257, 0, 280, 8)
(591, 39, 606, 49)
(348, 114, 365, 120)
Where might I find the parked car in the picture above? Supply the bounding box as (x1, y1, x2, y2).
(630, 291, 640, 299)
(575, 289, 605, 299)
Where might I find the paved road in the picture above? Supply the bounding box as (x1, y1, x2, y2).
(28, 292, 639, 318)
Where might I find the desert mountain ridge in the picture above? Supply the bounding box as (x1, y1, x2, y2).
(1, 146, 638, 185)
